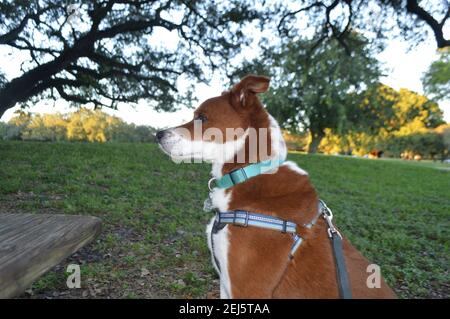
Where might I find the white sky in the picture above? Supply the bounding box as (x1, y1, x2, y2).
(1, 18, 449, 128)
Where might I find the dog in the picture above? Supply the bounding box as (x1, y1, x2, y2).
(157, 75, 396, 298)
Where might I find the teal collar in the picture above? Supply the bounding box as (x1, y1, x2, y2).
(210, 158, 285, 190)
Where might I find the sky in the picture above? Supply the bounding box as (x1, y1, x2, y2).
(1, 14, 449, 128)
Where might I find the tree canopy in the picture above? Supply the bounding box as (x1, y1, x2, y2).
(2, 108, 155, 142)
(313, 86, 446, 158)
(422, 51, 450, 102)
(0, 0, 258, 117)
(275, 0, 450, 52)
(0, 0, 447, 122)
(249, 34, 383, 152)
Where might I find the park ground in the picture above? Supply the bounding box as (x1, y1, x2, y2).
(0, 141, 449, 299)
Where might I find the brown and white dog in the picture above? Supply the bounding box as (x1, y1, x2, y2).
(157, 75, 396, 298)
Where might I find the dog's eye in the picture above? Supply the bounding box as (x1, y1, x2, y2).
(194, 114, 207, 122)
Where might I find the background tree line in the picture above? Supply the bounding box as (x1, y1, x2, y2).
(232, 31, 448, 160)
(281, 83, 449, 161)
(0, 1, 448, 159)
(0, 0, 448, 118)
(0, 108, 156, 143)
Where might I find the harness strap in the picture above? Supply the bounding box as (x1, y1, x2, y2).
(212, 200, 352, 299)
(217, 210, 303, 258)
(219, 210, 297, 234)
(289, 234, 303, 259)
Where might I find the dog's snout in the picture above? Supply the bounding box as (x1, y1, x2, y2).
(156, 130, 166, 142)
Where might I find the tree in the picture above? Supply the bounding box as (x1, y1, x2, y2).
(422, 51, 450, 101)
(22, 113, 67, 141)
(256, 34, 382, 153)
(0, 0, 258, 118)
(276, 0, 449, 52)
(66, 108, 121, 142)
(4, 108, 156, 142)
(317, 85, 445, 157)
(392, 88, 444, 133)
(436, 124, 450, 159)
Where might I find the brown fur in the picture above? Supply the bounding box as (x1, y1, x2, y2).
(168, 75, 397, 298)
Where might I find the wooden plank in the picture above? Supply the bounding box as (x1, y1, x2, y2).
(0, 213, 101, 298)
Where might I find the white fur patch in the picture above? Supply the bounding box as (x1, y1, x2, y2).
(206, 184, 232, 299)
(283, 160, 308, 175)
(211, 162, 225, 179)
(267, 115, 308, 175)
(210, 187, 231, 211)
(268, 114, 287, 161)
(160, 128, 249, 163)
(206, 220, 232, 299)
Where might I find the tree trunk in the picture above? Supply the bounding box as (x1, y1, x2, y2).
(0, 104, 7, 119)
(308, 131, 325, 153)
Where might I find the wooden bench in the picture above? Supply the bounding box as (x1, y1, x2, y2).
(0, 213, 101, 298)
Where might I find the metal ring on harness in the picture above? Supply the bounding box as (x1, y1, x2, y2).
(208, 177, 216, 191)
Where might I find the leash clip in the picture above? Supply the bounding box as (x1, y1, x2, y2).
(320, 200, 342, 239)
(319, 199, 333, 220)
(323, 214, 342, 239)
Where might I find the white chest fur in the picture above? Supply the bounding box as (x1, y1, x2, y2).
(205, 187, 232, 299)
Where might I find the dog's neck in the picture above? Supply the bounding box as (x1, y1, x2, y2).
(211, 113, 287, 179)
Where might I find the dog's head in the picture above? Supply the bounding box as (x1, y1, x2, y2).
(157, 75, 276, 163)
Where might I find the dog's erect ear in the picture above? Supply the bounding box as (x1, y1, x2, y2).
(230, 75, 270, 108)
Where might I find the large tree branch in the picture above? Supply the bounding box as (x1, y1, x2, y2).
(67, 64, 178, 92)
(0, 5, 60, 45)
(54, 84, 107, 108)
(0, 0, 252, 117)
(324, 0, 351, 54)
(278, 2, 325, 35)
(406, 0, 450, 48)
(97, 18, 180, 39)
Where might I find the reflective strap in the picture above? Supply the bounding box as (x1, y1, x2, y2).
(215, 200, 352, 298)
(219, 211, 297, 234)
(289, 234, 303, 259)
(305, 200, 326, 229)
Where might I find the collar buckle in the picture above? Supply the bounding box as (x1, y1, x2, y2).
(229, 168, 247, 185)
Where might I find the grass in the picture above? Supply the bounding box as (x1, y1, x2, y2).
(0, 141, 449, 298)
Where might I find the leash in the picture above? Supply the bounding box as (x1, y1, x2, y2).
(319, 200, 352, 299)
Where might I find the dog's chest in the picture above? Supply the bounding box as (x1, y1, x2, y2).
(205, 188, 232, 298)
(210, 188, 231, 211)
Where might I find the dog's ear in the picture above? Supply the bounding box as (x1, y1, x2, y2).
(230, 75, 270, 109)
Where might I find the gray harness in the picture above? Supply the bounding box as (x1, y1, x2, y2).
(208, 199, 352, 299)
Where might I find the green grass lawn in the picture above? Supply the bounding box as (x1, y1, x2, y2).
(0, 141, 449, 298)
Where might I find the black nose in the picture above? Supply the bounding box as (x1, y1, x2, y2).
(156, 130, 165, 142)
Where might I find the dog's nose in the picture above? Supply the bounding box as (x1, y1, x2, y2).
(156, 130, 165, 142)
